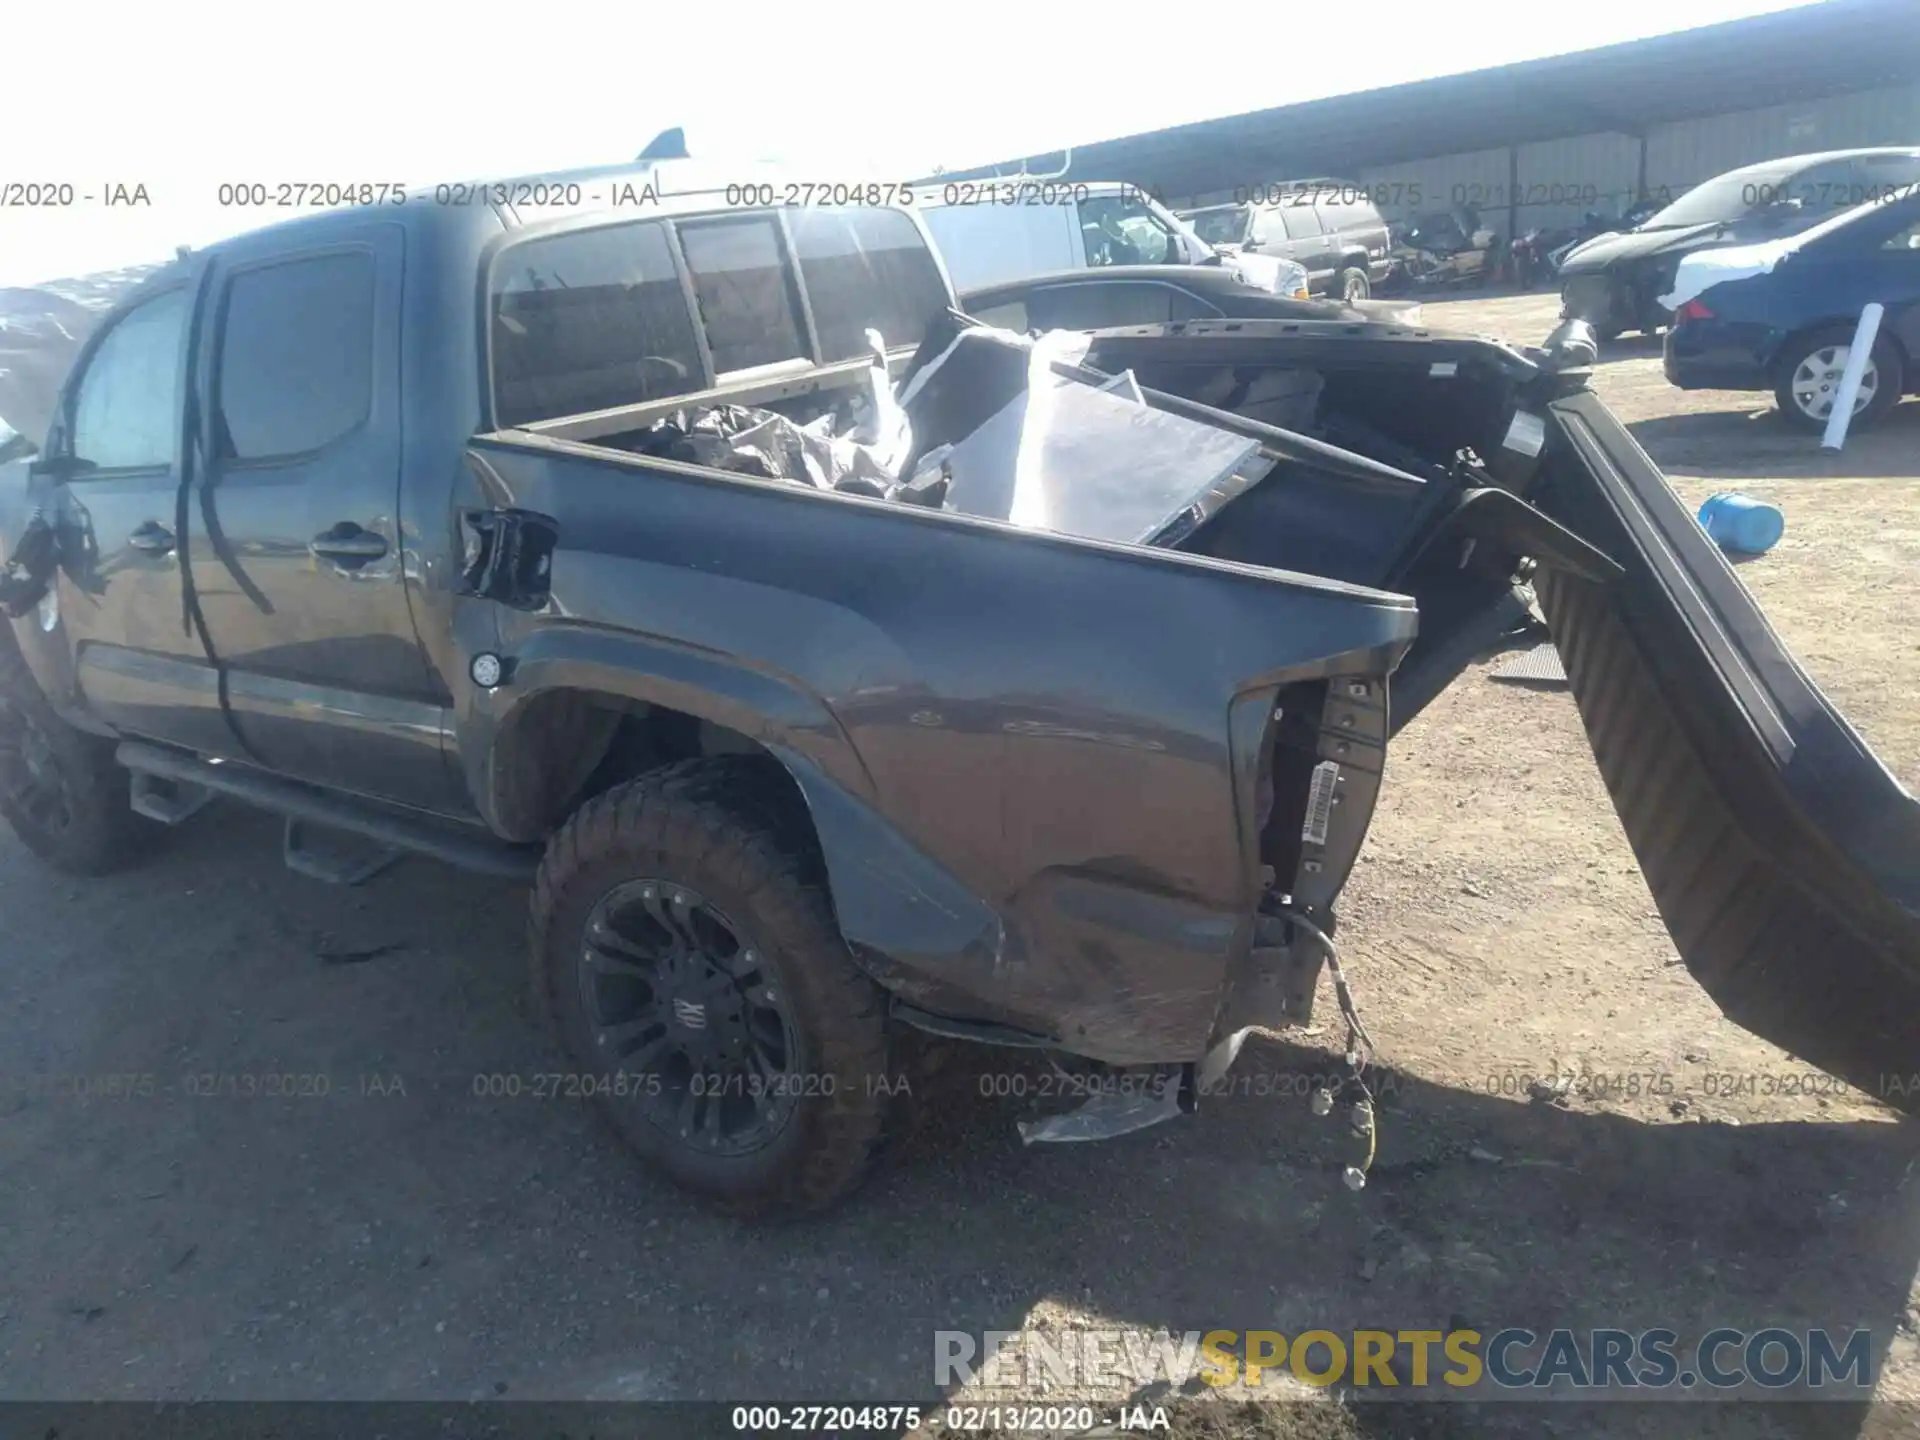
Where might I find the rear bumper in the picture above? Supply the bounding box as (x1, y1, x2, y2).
(1664, 321, 1774, 391)
(1662, 348, 1765, 391)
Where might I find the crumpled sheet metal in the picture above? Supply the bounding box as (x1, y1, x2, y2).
(1659, 234, 1801, 310)
(1016, 1067, 1185, 1144)
(896, 322, 1263, 545)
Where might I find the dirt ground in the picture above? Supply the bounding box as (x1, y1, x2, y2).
(2, 289, 1917, 1439)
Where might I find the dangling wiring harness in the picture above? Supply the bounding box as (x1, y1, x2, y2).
(1280, 906, 1381, 1190)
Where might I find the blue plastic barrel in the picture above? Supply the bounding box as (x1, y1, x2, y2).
(1697, 492, 1784, 556)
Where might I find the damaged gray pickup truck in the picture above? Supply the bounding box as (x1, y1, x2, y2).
(1, 178, 1915, 1216)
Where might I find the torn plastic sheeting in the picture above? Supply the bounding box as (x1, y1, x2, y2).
(847, 327, 911, 473)
(675, 328, 913, 490)
(641, 402, 905, 491)
(1659, 235, 1801, 310)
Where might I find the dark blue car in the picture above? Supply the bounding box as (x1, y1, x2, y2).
(1664, 190, 1920, 432)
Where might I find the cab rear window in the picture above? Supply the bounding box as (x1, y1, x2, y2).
(678, 216, 810, 374)
(788, 208, 950, 362)
(489, 208, 949, 427)
(491, 221, 702, 428)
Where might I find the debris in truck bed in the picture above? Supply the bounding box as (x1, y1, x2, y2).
(618, 328, 920, 496)
(628, 404, 905, 491)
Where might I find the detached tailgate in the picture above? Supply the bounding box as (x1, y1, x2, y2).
(1533, 391, 1920, 1107)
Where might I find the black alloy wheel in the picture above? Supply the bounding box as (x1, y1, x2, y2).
(579, 878, 800, 1156)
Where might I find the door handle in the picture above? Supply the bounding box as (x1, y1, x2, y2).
(128, 521, 176, 556)
(309, 522, 389, 567)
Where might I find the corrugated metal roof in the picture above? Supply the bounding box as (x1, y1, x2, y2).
(929, 0, 1920, 196)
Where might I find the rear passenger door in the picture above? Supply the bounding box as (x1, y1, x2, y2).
(1882, 213, 1920, 357)
(1849, 204, 1920, 358)
(1334, 198, 1393, 279)
(187, 221, 458, 812)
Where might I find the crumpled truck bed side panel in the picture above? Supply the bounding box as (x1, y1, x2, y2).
(459, 436, 1416, 1066)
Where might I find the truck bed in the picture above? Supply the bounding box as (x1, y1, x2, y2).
(460, 313, 1918, 1094)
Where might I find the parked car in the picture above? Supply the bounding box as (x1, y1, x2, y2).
(915, 180, 1309, 297)
(2, 168, 1915, 1223)
(1559, 147, 1920, 341)
(957, 263, 1422, 335)
(1664, 189, 1920, 431)
(1178, 184, 1393, 302)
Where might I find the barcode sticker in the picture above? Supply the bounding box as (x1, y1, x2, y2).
(1302, 760, 1340, 846)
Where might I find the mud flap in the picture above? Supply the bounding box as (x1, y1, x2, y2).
(1533, 392, 1920, 1110)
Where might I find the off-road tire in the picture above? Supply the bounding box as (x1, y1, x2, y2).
(1771, 326, 1903, 435)
(0, 629, 154, 875)
(529, 756, 896, 1216)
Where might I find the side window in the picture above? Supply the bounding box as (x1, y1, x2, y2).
(1279, 203, 1324, 241)
(69, 288, 189, 471)
(788, 208, 950, 360)
(968, 299, 1031, 332)
(1028, 283, 1175, 330)
(217, 252, 374, 460)
(492, 220, 703, 428)
(1853, 155, 1920, 205)
(1249, 208, 1288, 248)
(1320, 199, 1379, 239)
(1168, 288, 1219, 320)
(677, 217, 808, 374)
(1884, 218, 1920, 251)
(1078, 195, 1178, 267)
(1779, 161, 1853, 219)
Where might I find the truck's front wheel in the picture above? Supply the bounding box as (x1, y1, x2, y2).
(0, 633, 154, 874)
(529, 758, 896, 1216)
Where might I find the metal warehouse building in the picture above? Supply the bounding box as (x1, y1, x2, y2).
(933, 0, 1920, 238)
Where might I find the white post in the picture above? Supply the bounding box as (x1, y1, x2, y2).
(1822, 303, 1885, 451)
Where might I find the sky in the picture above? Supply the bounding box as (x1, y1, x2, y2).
(0, 0, 1820, 288)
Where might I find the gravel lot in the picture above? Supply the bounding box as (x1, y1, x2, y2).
(2, 290, 1916, 1439)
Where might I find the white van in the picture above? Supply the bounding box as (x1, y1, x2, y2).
(917, 180, 1309, 299)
